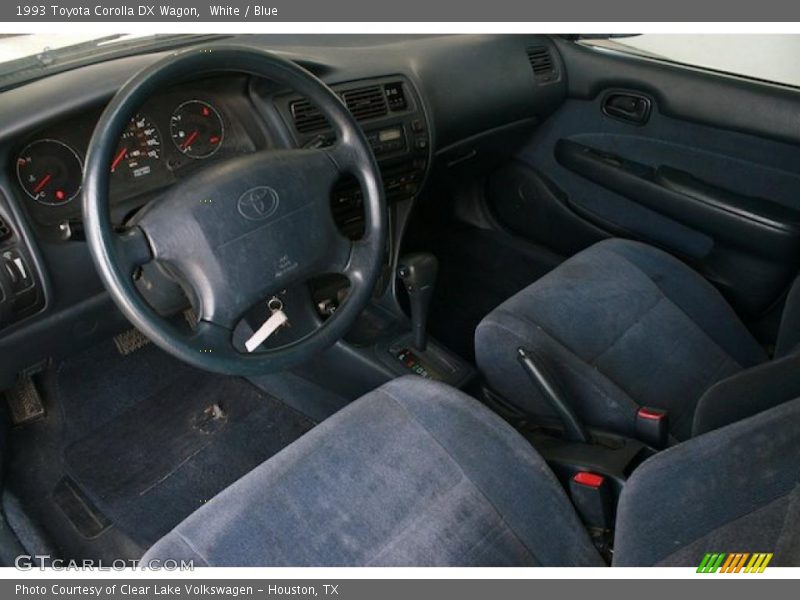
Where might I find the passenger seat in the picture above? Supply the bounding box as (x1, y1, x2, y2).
(476, 238, 800, 442)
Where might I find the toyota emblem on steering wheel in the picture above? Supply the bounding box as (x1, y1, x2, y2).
(237, 186, 279, 221)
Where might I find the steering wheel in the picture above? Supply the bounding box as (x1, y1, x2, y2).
(83, 46, 387, 375)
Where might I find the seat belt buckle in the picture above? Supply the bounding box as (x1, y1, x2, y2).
(569, 471, 613, 531)
(636, 407, 669, 449)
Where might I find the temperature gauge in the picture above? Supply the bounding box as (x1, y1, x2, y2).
(170, 100, 224, 159)
(16, 139, 83, 206)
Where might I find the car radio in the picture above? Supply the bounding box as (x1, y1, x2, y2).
(301, 123, 412, 159)
(366, 125, 406, 155)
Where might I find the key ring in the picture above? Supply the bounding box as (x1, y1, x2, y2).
(268, 297, 284, 312)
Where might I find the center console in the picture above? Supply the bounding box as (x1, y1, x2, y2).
(275, 75, 430, 245)
(485, 350, 662, 554)
(252, 77, 475, 395)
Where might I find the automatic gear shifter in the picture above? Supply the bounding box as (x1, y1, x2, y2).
(397, 253, 438, 351)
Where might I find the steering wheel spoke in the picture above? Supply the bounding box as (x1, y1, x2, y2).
(321, 231, 373, 285)
(325, 138, 362, 176)
(189, 319, 235, 354)
(114, 226, 153, 274)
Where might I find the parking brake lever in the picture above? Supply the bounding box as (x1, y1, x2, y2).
(517, 347, 591, 443)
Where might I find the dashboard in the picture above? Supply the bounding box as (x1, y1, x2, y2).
(0, 33, 567, 388)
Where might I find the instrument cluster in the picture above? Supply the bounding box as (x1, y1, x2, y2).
(12, 79, 261, 226)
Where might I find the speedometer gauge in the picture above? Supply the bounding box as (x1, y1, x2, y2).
(170, 100, 224, 159)
(111, 114, 161, 178)
(16, 139, 83, 206)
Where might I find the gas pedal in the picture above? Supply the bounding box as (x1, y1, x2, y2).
(113, 327, 151, 356)
(5, 376, 45, 425)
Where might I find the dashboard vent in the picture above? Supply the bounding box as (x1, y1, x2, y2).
(526, 46, 558, 83)
(0, 216, 11, 243)
(289, 98, 329, 134)
(289, 84, 390, 134)
(341, 86, 388, 121)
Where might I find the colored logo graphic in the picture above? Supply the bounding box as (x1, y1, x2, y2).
(697, 552, 773, 573)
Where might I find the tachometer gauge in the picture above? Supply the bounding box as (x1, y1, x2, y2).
(16, 139, 83, 206)
(111, 114, 162, 178)
(170, 100, 224, 159)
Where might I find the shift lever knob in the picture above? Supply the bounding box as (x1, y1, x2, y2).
(398, 253, 438, 351)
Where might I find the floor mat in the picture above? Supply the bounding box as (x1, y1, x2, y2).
(10, 339, 315, 553)
(63, 371, 314, 547)
(427, 225, 562, 361)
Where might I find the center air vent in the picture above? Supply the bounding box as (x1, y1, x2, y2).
(289, 84, 390, 134)
(342, 86, 388, 121)
(526, 46, 559, 84)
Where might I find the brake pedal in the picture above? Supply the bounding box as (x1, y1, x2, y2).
(5, 376, 45, 425)
(113, 327, 151, 356)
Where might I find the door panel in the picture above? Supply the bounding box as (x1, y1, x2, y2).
(554, 139, 800, 261)
(489, 38, 800, 320)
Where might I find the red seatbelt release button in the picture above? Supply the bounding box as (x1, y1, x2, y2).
(573, 471, 605, 488)
(569, 471, 612, 529)
(636, 406, 669, 449)
(638, 407, 666, 421)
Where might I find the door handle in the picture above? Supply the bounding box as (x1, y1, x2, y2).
(602, 92, 652, 125)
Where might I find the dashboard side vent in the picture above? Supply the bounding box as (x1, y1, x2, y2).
(341, 86, 388, 121)
(0, 216, 11, 242)
(289, 98, 329, 134)
(526, 46, 558, 83)
(289, 84, 390, 134)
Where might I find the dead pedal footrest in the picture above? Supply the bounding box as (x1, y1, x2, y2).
(5, 376, 45, 425)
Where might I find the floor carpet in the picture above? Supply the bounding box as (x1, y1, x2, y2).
(7, 338, 315, 557)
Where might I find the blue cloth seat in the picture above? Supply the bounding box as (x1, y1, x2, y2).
(142, 376, 800, 566)
(476, 238, 800, 440)
(142, 377, 604, 567)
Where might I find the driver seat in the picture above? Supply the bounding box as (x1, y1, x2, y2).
(142, 377, 800, 566)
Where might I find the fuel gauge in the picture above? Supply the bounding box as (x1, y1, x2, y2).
(16, 139, 83, 206)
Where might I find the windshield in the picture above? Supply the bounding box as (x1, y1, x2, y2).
(0, 33, 220, 90)
(0, 33, 172, 64)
